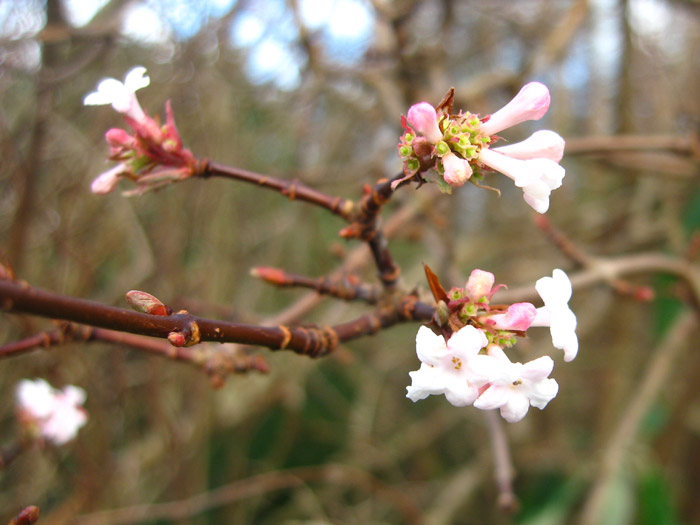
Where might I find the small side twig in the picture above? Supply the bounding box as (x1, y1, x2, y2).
(251, 267, 382, 304)
(484, 409, 518, 513)
(203, 161, 355, 220)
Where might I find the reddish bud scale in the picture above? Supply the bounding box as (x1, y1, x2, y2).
(167, 331, 187, 347)
(10, 505, 40, 525)
(126, 290, 171, 316)
(250, 267, 291, 286)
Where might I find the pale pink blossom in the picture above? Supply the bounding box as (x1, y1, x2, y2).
(15, 379, 88, 445)
(480, 82, 551, 137)
(493, 130, 565, 162)
(406, 325, 488, 407)
(465, 269, 495, 302)
(84, 66, 150, 123)
(407, 102, 443, 144)
(531, 269, 579, 361)
(442, 152, 473, 186)
(472, 346, 559, 422)
(90, 164, 127, 194)
(488, 302, 537, 331)
(479, 148, 565, 213)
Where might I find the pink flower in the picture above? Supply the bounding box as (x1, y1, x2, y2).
(479, 148, 565, 213)
(15, 379, 88, 445)
(407, 102, 443, 144)
(471, 346, 559, 423)
(493, 130, 565, 162)
(480, 82, 551, 137)
(90, 164, 127, 194)
(488, 302, 537, 331)
(442, 152, 473, 186)
(465, 269, 495, 302)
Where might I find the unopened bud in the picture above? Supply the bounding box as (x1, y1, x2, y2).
(126, 290, 171, 316)
(465, 269, 495, 302)
(436, 300, 450, 326)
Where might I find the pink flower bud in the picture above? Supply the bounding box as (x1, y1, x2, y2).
(488, 302, 537, 331)
(466, 269, 495, 301)
(493, 130, 565, 162)
(407, 102, 443, 144)
(442, 152, 473, 187)
(480, 82, 551, 136)
(105, 128, 136, 149)
(90, 164, 126, 194)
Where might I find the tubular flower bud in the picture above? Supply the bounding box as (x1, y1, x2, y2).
(465, 269, 495, 302)
(407, 102, 443, 144)
(488, 302, 537, 331)
(493, 130, 565, 162)
(479, 82, 551, 137)
(442, 152, 473, 187)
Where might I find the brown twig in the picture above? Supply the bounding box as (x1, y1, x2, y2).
(203, 160, 355, 221)
(0, 280, 433, 358)
(251, 267, 382, 304)
(484, 409, 518, 513)
(0, 323, 269, 386)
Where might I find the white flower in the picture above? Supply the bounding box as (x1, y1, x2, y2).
(16, 379, 88, 445)
(84, 66, 150, 122)
(493, 130, 565, 163)
(479, 148, 565, 213)
(472, 346, 559, 422)
(406, 325, 488, 407)
(530, 269, 579, 361)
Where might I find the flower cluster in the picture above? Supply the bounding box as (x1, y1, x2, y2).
(15, 379, 88, 445)
(397, 83, 566, 213)
(84, 67, 199, 195)
(406, 269, 577, 422)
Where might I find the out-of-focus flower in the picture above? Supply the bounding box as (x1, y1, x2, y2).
(406, 325, 488, 406)
(472, 345, 559, 422)
(407, 102, 444, 144)
(531, 269, 579, 361)
(15, 379, 88, 445)
(85, 67, 199, 195)
(84, 66, 151, 125)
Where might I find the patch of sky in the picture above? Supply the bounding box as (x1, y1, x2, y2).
(308, 0, 374, 64)
(590, 0, 621, 81)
